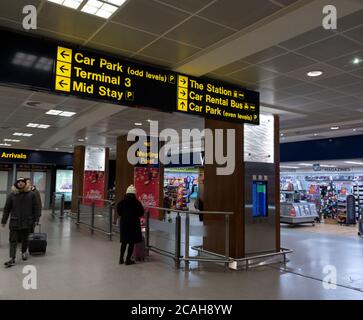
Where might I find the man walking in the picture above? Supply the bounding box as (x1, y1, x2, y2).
(1, 177, 40, 268)
(25, 178, 42, 232)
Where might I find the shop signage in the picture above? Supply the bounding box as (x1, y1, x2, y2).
(0, 30, 259, 125)
(135, 136, 159, 166)
(0, 149, 28, 163)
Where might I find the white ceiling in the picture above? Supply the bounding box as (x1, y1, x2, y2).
(0, 0, 362, 152)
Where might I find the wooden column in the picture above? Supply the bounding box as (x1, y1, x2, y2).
(203, 118, 245, 259)
(115, 135, 134, 204)
(71, 145, 85, 213)
(274, 115, 281, 252)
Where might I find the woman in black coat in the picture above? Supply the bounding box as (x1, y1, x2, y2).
(117, 185, 144, 265)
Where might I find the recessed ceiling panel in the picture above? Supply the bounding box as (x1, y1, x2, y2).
(91, 22, 157, 52)
(258, 52, 316, 74)
(229, 65, 278, 84)
(165, 17, 234, 48)
(38, 2, 105, 40)
(296, 35, 362, 62)
(197, 0, 280, 30)
(111, 0, 189, 35)
(156, 0, 214, 13)
(139, 38, 200, 64)
(243, 46, 287, 65)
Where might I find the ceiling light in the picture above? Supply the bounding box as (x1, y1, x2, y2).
(106, 0, 126, 5)
(313, 133, 318, 136)
(48, 0, 63, 4)
(12, 52, 37, 68)
(94, 8, 114, 18)
(26, 123, 50, 129)
(59, 111, 76, 117)
(13, 132, 33, 137)
(344, 161, 363, 165)
(46, 109, 62, 115)
(280, 133, 284, 137)
(307, 71, 323, 77)
(55, 148, 59, 151)
(298, 163, 313, 166)
(81, 0, 119, 18)
(4, 139, 20, 142)
(78, 139, 85, 142)
(63, 0, 82, 9)
(353, 128, 357, 131)
(0, 143, 12, 147)
(135, 122, 142, 126)
(85, 137, 89, 140)
(330, 126, 339, 130)
(280, 166, 300, 169)
(26, 123, 38, 127)
(352, 58, 362, 65)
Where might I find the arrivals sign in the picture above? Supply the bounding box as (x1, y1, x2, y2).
(0, 149, 28, 163)
(53, 45, 259, 124)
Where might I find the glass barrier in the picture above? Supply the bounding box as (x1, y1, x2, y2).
(77, 197, 113, 240)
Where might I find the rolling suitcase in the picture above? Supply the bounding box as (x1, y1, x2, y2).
(28, 224, 47, 255)
(132, 236, 146, 261)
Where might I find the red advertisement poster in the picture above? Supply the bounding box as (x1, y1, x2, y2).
(83, 170, 105, 206)
(134, 167, 160, 220)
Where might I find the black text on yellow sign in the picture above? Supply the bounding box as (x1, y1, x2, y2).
(55, 46, 73, 92)
(177, 75, 188, 112)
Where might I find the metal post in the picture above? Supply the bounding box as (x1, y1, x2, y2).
(52, 193, 55, 217)
(108, 203, 113, 241)
(185, 213, 190, 271)
(91, 201, 95, 234)
(175, 213, 181, 269)
(225, 214, 230, 270)
(76, 198, 80, 226)
(145, 211, 150, 253)
(60, 194, 65, 219)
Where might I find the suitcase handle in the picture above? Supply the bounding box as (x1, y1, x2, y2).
(35, 223, 41, 233)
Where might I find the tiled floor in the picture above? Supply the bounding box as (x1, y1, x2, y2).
(0, 212, 362, 300)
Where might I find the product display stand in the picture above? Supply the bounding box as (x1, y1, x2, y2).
(280, 190, 318, 226)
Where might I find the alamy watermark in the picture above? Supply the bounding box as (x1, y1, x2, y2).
(322, 265, 337, 290)
(22, 5, 37, 30)
(22, 265, 37, 290)
(322, 5, 337, 30)
(127, 121, 235, 176)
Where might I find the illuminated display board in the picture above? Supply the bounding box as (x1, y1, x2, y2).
(0, 29, 259, 124)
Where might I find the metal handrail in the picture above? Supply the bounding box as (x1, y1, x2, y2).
(143, 205, 233, 270)
(51, 192, 65, 219)
(76, 196, 114, 240)
(144, 205, 233, 215)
